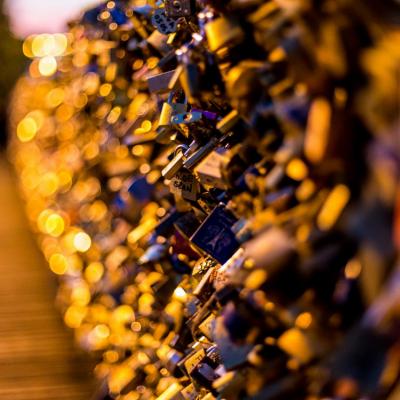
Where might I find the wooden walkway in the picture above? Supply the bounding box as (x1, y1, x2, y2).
(0, 155, 95, 399)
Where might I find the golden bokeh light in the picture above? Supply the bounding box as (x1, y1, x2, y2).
(345, 259, 362, 279)
(26, 33, 68, 58)
(64, 305, 87, 329)
(46, 87, 65, 108)
(44, 212, 65, 237)
(17, 117, 38, 142)
(71, 284, 91, 306)
(49, 253, 68, 275)
(73, 231, 92, 252)
(84, 261, 104, 283)
(286, 158, 308, 181)
(38, 56, 58, 77)
(295, 312, 313, 329)
(317, 184, 350, 231)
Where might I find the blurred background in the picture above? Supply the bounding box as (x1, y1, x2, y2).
(0, 1, 98, 398)
(0, 0, 101, 143)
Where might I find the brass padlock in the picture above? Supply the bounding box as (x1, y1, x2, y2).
(205, 16, 244, 52)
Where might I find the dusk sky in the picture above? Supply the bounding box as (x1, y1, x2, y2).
(5, 0, 102, 37)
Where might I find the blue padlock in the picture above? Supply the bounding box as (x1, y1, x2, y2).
(190, 204, 240, 264)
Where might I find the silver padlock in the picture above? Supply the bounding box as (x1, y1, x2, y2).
(147, 69, 178, 93)
(162, 144, 189, 179)
(184, 137, 219, 170)
(194, 150, 228, 190)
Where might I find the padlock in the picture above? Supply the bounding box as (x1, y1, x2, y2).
(216, 110, 241, 135)
(183, 137, 219, 170)
(155, 382, 185, 400)
(165, 0, 196, 18)
(171, 111, 203, 125)
(205, 16, 245, 52)
(138, 243, 169, 264)
(213, 249, 245, 292)
(147, 70, 180, 93)
(170, 168, 199, 201)
(198, 313, 217, 340)
(213, 316, 253, 370)
(180, 383, 198, 400)
(190, 204, 240, 264)
(157, 91, 188, 143)
(192, 258, 218, 280)
(182, 347, 206, 375)
(173, 212, 202, 240)
(191, 362, 220, 390)
(127, 175, 154, 203)
(151, 8, 178, 35)
(162, 145, 189, 179)
(194, 150, 228, 190)
(179, 62, 201, 101)
(146, 30, 172, 55)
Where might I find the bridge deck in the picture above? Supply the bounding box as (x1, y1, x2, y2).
(0, 155, 95, 400)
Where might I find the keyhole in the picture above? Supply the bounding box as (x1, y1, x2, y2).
(173, 1, 182, 10)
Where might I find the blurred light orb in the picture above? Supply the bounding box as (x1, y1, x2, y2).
(17, 117, 38, 142)
(41, 34, 56, 56)
(22, 35, 35, 58)
(32, 34, 49, 57)
(46, 87, 65, 108)
(38, 56, 58, 77)
(53, 34, 69, 56)
(37, 209, 53, 233)
(29, 33, 68, 58)
(94, 324, 110, 339)
(84, 261, 104, 283)
(45, 213, 65, 237)
(49, 253, 68, 275)
(64, 305, 86, 329)
(73, 231, 92, 252)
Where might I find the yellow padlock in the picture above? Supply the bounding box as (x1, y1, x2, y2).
(157, 91, 188, 143)
(205, 16, 245, 52)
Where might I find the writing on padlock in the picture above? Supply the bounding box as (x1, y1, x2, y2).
(170, 168, 199, 201)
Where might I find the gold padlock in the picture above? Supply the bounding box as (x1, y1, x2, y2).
(205, 16, 245, 52)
